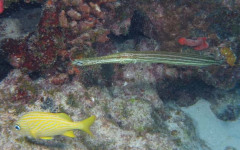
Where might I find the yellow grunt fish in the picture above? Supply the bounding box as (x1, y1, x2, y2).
(14, 111, 96, 140)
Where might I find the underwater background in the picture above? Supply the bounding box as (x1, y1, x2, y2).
(0, 0, 240, 149)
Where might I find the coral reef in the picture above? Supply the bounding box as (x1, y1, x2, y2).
(199, 66, 238, 90)
(1, 0, 240, 149)
(1, 0, 117, 80)
(1, 0, 43, 12)
(1, 0, 239, 90)
(207, 6, 240, 39)
(0, 7, 42, 42)
(210, 89, 240, 121)
(0, 68, 213, 149)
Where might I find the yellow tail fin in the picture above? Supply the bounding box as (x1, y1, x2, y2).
(77, 115, 96, 136)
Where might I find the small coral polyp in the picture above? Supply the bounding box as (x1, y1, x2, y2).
(220, 47, 236, 66)
(59, 0, 114, 47)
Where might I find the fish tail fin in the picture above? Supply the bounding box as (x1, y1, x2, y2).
(76, 115, 96, 137)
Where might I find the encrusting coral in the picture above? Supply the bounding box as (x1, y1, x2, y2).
(1, 0, 117, 85)
(220, 47, 236, 66)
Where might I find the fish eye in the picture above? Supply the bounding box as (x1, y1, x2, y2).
(15, 124, 21, 130)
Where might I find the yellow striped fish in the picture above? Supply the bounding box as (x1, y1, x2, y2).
(14, 111, 96, 140)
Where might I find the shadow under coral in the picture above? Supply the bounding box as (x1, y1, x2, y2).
(25, 137, 66, 149)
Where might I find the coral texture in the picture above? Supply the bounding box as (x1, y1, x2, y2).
(1, 0, 240, 149)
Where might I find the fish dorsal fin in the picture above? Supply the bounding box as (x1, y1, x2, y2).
(56, 113, 73, 122)
(40, 136, 53, 140)
(63, 130, 76, 138)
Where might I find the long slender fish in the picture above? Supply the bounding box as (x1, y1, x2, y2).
(14, 111, 96, 140)
(72, 51, 223, 67)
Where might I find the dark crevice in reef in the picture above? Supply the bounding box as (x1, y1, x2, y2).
(108, 10, 149, 44)
(81, 69, 99, 88)
(100, 64, 115, 87)
(0, 54, 13, 82)
(0, 0, 42, 18)
(0, 0, 43, 81)
(28, 71, 42, 80)
(156, 78, 215, 107)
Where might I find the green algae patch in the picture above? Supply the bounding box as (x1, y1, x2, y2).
(66, 93, 79, 108)
(18, 78, 38, 95)
(173, 138, 182, 146)
(129, 98, 136, 103)
(58, 104, 68, 113)
(47, 89, 60, 96)
(107, 98, 156, 132)
(14, 106, 26, 115)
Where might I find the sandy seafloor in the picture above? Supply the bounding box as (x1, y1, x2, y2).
(182, 99, 240, 150)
